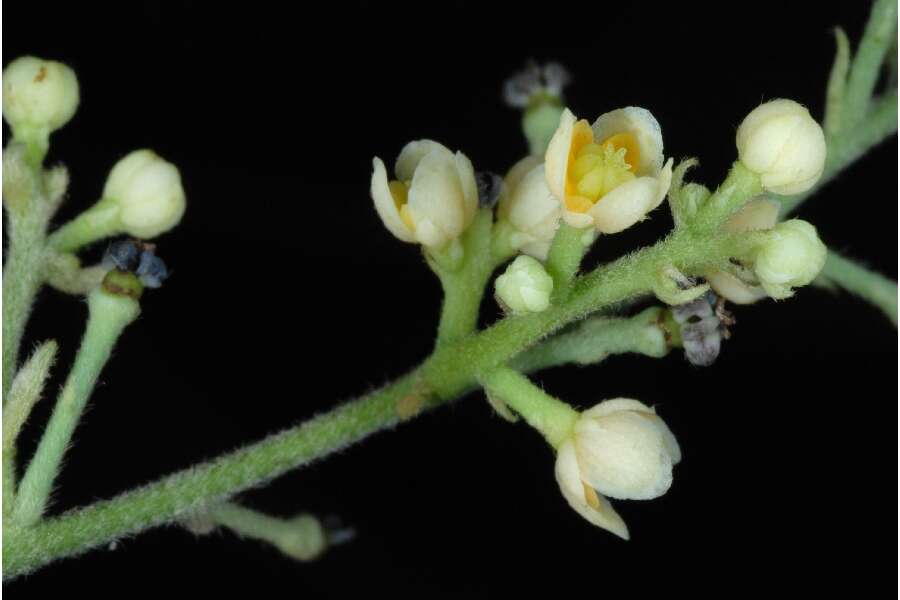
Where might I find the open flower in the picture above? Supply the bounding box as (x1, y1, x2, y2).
(496, 156, 561, 260)
(545, 107, 673, 233)
(371, 140, 478, 249)
(705, 197, 779, 304)
(554, 398, 681, 539)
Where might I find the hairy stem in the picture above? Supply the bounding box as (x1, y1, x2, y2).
(819, 249, 897, 325)
(842, 0, 898, 127)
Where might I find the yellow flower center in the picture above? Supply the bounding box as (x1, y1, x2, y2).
(389, 180, 416, 230)
(564, 120, 640, 214)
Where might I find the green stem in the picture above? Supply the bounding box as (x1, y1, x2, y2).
(2, 208, 48, 401)
(209, 503, 325, 561)
(434, 209, 495, 347)
(46, 197, 121, 253)
(843, 0, 898, 127)
(545, 222, 593, 302)
(1, 228, 757, 579)
(12, 288, 140, 527)
(824, 27, 851, 136)
(510, 307, 670, 373)
(780, 90, 898, 216)
(690, 161, 764, 234)
(479, 367, 578, 448)
(819, 249, 897, 325)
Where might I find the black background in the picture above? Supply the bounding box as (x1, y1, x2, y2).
(4, 1, 897, 596)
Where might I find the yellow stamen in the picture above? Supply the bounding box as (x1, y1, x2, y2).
(563, 127, 642, 213)
(583, 483, 603, 511)
(389, 180, 416, 230)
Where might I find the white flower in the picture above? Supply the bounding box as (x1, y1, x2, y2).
(736, 99, 826, 195)
(496, 157, 561, 261)
(495, 255, 554, 314)
(706, 197, 779, 304)
(371, 140, 478, 249)
(103, 150, 186, 239)
(545, 107, 673, 233)
(2, 56, 79, 135)
(754, 219, 827, 299)
(554, 398, 680, 539)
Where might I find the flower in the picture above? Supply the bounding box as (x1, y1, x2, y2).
(545, 107, 673, 233)
(103, 150, 186, 239)
(371, 140, 478, 249)
(496, 156, 561, 260)
(495, 255, 554, 314)
(2, 56, 79, 136)
(554, 398, 681, 539)
(736, 99, 826, 195)
(705, 197, 779, 304)
(754, 219, 827, 299)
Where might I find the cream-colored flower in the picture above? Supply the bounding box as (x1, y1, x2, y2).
(496, 156, 561, 260)
(103, 150, 186, 239)
(371, 140, 478, 249)
(706, 197, 779, 304)
(545, 107, 673, 233)
(754, 219, 827, 299)
(736, 99, 826, 195)
(2, 56, 79, 135)
(554, 398, 680, 539)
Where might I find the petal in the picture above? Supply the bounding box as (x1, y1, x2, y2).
(582, 398, 655, 420)
(591, 107, 664, 176)
(507, 165, 560, 234)
(588, 159, 672, 234)
(554, 440, 630, 540)
(723, 196, 780, 233)
(395, 139, 453, 182)
(498, 155, 543, 219)
(544, 108, 577, 201)
(561, 209, 595, 229)
(371, 157, 416, 243)
(574, 411, 675, 500)
(706, 269, 768, 304)
(407, 149, 465, 248)
(454, 151, 479, 226)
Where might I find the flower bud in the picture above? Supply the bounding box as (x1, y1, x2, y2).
(496, 158, 561, 261)
(371, 140, 478, 249)
(103, 150, 186, 239)
(572, 399, 681, 501)
(554, 398, 680, 539)
(754, 219, 827, 299)
(2, 56, 79, 136)
(736, 99, 826, 195)
(495, 255, 554, 314)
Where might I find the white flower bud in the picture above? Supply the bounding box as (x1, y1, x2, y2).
(572, 398, 681, 501)
(103, 150, 186, 239)
(495, 255, 554, 314)
(545, 107, 672, 233)
(754, 219, 827, 299)
(736, 99, 826, 195)
(496, 158, 561, 261)
(371, 140, 478, 249)
(554, 398, 680, 539)
(2, 56, 79, 135)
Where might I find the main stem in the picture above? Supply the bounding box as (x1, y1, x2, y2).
(820, 250, 898, 325)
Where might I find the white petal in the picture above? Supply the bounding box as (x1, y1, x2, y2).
(582, 398, 655, 420)
(498, 155, 543, 219)
(454, 151, 479, 226)
(723, 196, 780, 233)
(554, 440, 630, 540)
(407, 149, 465, 248)
(395, 140, 453, 182)
(574, 411, 675, 500)
(588, 159, 672, 234)
(706, 270, 768, 304)
(507, 165, 560, 233)
(591, 107, 664, 176)
(370, 157, 416, 243)
(544, 108, 577, 202)
(561, 209, 595, 229)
